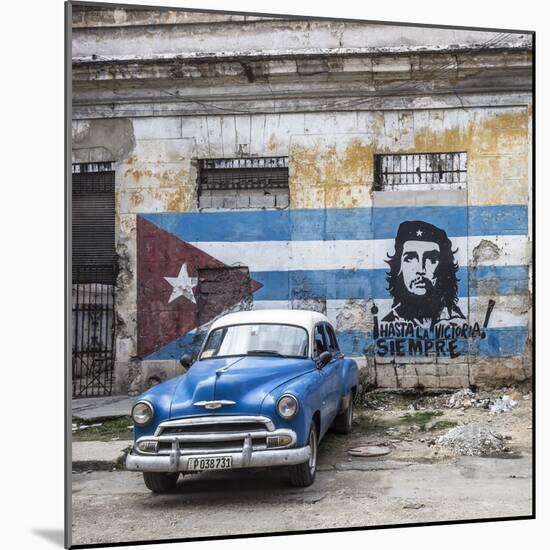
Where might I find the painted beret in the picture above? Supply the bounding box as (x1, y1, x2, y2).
(394, 220, 450, 246)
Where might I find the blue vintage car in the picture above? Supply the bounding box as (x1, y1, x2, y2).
(126, 309, 359, 492)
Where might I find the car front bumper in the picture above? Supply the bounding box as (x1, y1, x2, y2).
(126, 444, 311, 473)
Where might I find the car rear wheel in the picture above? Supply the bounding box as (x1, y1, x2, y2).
(142, 471, 180, 493)
(333, 392, 354, 434)
(289, 422, 317, 487)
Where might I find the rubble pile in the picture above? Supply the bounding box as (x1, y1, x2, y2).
(437, 424, 508, 456)
(363, 387, 526, 413)
(447, 389, 474, 408)
(446, 390, 518, 413)
(489, 396, 517, 414)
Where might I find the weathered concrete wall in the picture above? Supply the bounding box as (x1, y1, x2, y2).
(72, 12, 530, 61)
(72, 104, 531, 393)
(72, 8, 532, 121)
(71, 8, 532, 394)
(198, 188, 289, 210)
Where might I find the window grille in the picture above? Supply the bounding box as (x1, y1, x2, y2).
(374, 152, 467, 191)
(197, 157, 289, 210)
(198, 157, 289, 191)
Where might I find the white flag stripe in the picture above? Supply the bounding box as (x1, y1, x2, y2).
(194, 235, 528, 273)
(252, 296, 528, 329)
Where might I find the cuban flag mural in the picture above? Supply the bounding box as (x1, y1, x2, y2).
(137, 204, 529, 363)
(136, 217, 263, 358)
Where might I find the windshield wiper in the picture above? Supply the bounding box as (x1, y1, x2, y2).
(246, 350, 286, 357)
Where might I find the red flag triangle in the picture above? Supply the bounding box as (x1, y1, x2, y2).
(137, 216, 263, 358)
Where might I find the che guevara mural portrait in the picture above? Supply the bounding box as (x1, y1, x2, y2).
(373, 220, 494, 360)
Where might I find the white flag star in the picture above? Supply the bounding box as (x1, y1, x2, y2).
(164, 264, 198, 304)
(416, 230, 423, 237)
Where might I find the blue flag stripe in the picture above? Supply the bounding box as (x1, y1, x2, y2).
(337, 327, 528, 357)
(144, 326, 528, 361)
(250, 265, 529, 301)
(141, 205, 527, 242)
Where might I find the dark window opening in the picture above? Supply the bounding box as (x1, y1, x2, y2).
(197, 156, 289, 210)
(374, 152, 467, 191)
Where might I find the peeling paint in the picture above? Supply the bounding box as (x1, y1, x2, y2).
(335, 299, 373, 331)
(290, 137, 374, 208)
(473, 239, 501, 264)
(72, 118, 136, 161)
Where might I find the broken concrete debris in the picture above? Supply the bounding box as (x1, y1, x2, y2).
(446, 389, 518, 413)
(447, 388, 475, 408)
(489, 396, 517, 414)
(437, 424, 508, 456)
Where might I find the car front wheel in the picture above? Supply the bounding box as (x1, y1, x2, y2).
(289, 422, 317, 487)
(142, 471, 180, 493)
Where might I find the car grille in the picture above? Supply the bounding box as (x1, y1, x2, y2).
(155, 417, 272, 455)
(160, 422, 266, 435)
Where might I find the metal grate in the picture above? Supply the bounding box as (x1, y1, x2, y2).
(198, 157, 289, 191)
(72, 166, 116, 284)
(72, 161, 114, 174)
(374, 152, 467, 190)
(72, 265, 116, 398)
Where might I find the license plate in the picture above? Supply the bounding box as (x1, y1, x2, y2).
(188, 455, 233, 471)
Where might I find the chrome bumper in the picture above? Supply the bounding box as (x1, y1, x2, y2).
(126, 444, 311, 473)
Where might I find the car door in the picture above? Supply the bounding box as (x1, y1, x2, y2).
(313, 323, 334, 434)
(322, 323, 344, 422)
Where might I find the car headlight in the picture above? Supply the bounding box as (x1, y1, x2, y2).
(132, 401, 154, 426)
(277, 394, 299, 419)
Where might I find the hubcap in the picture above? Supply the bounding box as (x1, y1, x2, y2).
(309, 427, 317, 475)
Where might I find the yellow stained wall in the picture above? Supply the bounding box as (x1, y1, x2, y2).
(289, 106, 530, 209)
(115, 138, 196, 216)
(114, 105, 530, 215)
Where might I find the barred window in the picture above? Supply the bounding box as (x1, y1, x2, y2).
(197, 156, 289, 210)
(374, 152, 467, 191)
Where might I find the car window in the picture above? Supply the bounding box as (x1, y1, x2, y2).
(200, 323, 309, 359)
(313, 324, 328, 356)
(324, 323, 340, 353)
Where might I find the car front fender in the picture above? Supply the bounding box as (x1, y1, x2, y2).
(261, 368, 324, 447)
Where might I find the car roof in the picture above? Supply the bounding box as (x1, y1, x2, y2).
(209, 309, 331, 333)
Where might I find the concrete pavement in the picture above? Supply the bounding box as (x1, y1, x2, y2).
(72, 440, 133, 471)
(71, 451, 533, 546)
(72, 396, 134, 420)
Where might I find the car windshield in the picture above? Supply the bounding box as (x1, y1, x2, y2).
(200, 323, 309, 359)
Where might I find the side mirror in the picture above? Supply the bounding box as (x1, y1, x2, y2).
(317, 351, 332, 368)
(179, 354, 192, 370)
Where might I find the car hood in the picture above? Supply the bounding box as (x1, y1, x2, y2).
(170, 355, 315, 418)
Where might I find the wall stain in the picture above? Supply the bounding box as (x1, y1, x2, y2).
(290, 138, 373, 208)
(473, 239, 501, 265)
(289, 108, 529, 209)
